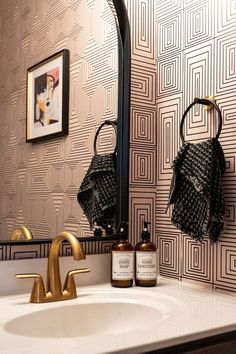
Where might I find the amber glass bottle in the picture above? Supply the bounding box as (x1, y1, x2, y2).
(135, 221, 157, 287)
(111, 225, 134, 288)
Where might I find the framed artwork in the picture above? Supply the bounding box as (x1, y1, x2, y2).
(26, 49, 69, 142)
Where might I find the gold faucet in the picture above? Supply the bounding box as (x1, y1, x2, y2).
(10, 226, 33, 240)
(16, 231, 90, 303)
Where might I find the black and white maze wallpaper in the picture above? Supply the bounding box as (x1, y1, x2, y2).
(154, 0, 236, 292)
(0, 0, 118, 259)
(0, 240, 114, 261)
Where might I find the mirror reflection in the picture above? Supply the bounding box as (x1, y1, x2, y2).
(0, 0, 120, 242)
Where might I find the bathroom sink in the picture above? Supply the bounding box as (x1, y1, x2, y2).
(4, 288, 174, 338)
(2, 281, 236, 354)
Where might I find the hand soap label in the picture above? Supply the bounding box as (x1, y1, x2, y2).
(112, 251, 134, 280)
(136, 251, 157, 280)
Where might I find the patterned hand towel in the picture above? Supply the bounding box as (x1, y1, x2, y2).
(77, 153, 116, 227)
(168, 138, 226, 242)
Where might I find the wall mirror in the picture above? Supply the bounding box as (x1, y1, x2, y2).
(0, 0, 130, 260)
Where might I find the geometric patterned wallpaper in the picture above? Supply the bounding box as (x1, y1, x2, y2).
(155, 0, 236, 293)
(128, 0, 157, 249)
(127, 0, 236, 294)
(0, 239, 113, 261)
(0, 0, 118, 253)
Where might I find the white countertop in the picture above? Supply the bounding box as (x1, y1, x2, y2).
(0, 278, 236, 354)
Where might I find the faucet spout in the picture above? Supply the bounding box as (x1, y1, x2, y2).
(47, 231, 86, 297)
(16, 231, 90, 303)
(10, 226, 33, 240)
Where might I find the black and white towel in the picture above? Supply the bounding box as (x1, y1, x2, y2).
(77, 153, 116, 227)
(168, 138, 226, 242)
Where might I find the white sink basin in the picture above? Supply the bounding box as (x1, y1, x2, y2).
(2, 281, 236, 354)
(4, 289, 173, 338)
(0, 283, 188, 354)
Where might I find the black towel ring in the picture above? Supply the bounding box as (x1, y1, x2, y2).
(180, 97, 223, 144)
(93, 120, 117, 155)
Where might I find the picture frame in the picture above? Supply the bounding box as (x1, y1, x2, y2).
(26, 49, 69, 143)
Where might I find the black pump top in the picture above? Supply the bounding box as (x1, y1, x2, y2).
(118, 221, 128, 240)
(142, 221, 151, 240)
(106, 223, 114, 236)
(93, 223, 102, 237)
(105, 219, 114, 236)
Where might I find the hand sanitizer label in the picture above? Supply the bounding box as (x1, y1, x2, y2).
(136, 252, 157, 280)
(112, 251, 134, 280)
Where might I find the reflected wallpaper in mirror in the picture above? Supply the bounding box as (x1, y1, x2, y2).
(0, 0, 118, 241)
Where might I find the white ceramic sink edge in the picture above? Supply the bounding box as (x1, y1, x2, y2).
(1, 280, 236, 354)
(4, 287, 178, 339)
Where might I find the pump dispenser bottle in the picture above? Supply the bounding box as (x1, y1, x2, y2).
(111, 223, 134, 288)
(93, 223, 102, 237)
(135, 221, 157, 287)
(105, 221, 114, 236)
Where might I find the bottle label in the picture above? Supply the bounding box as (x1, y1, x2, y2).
(136, 251, 157, 280)
(112, 251, 134, 280)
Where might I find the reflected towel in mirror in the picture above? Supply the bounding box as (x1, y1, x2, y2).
(77, 153, 117, 228)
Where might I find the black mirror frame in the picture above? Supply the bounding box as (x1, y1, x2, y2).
(0, 0, 131, 251)
(111, 0, 131, 229)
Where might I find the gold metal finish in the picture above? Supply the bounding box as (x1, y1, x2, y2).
(16, 231, 90, 303)
(204, 96, 216, 111)
(10, 226, 33, 240)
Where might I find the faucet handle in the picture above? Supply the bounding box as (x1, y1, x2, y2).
(16, 273, 46, 303)
(63, 268, 90, 297)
